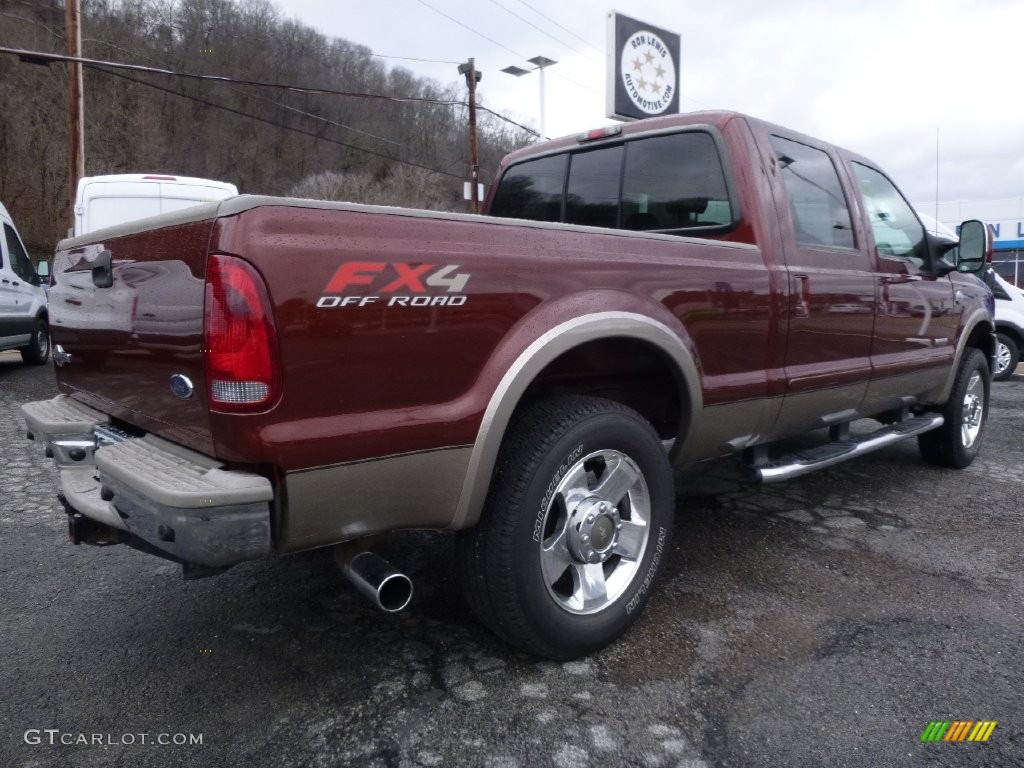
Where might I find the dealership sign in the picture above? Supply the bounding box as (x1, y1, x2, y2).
(606, 12, 681, 121)
(988, 220, 1024, 249)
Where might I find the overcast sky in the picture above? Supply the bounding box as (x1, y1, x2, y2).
(277, 0, 1022, 210)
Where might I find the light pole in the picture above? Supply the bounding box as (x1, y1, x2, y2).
(501, 55, 557, 139)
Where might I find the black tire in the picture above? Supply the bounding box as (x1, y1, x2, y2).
(19, 318, 50, 365)
(918, 348, 989, 468)
(993, 332, 1019, 382)
(458, 395, 674, 660)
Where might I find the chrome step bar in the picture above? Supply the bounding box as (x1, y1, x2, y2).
(753, 413, 944, 484)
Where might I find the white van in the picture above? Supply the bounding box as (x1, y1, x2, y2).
(72, 174, 238, 237)
(918, 211, 1021, 380)
(0, 201, 49, 364)
(991, 272, 1024, 380)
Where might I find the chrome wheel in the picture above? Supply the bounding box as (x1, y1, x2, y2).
(20, 319, 50, 365)
(538, 449, 650, 615)
(459, 395, 673, 659)
(995, 341, 1012, 377)
(960, 372, 984, 448)
(34, 326, 49, 358)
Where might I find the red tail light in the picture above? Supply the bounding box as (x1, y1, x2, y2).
(204, 253, 281, 412)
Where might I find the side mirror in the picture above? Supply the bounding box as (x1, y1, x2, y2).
(36, 260, 49, 279)
(956, 220, 992, 275)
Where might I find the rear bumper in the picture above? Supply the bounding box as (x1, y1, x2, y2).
(22, 395, 273, 568)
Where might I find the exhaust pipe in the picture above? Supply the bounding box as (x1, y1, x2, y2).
(335, 548, 413, 613)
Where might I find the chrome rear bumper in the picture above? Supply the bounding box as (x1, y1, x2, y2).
(23, 395, 273, 569)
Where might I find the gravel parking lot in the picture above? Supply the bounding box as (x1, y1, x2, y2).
(2, 353, 1021, 767)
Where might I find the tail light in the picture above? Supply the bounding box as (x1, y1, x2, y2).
(204, 253, 281, 412)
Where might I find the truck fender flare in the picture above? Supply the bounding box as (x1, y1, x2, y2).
(933, 308, 995, 404)
(450, 311, 701, 530)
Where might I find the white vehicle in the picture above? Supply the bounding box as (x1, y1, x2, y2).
(992, 272, 1024, 380)
(73, 174, 238, 237)
(0, 201, 49, 364)
(917, 211, 1021, 381)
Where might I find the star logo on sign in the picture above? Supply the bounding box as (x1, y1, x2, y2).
(619, 29, 677, 115)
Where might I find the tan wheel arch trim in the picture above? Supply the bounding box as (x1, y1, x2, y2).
(449, 311, 701, 530)
(931, 310, 995, 404)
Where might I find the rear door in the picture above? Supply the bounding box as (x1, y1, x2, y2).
(159, 182, 234, 214)
(81, 181, 161, 234)
(767, 133, 876, 433)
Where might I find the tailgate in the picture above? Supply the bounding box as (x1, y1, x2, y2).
(50, 213, 217, 455)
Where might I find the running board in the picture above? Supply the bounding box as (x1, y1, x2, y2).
(752, 413, 944, 483)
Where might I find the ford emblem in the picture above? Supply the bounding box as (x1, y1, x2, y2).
(169, 374, 195, 399)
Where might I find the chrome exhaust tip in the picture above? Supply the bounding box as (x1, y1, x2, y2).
(335, 549, 413, 613)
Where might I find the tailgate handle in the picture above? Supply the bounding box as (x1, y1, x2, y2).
(92, 249, 113, 288)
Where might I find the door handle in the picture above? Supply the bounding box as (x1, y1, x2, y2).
(882, 274, 922, 285)
(92, 249, 113, 288)
(11, 280, 19, 287)
(792, 274, 810, 318)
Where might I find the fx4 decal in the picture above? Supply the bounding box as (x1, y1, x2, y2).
(318, 262, 471, 308)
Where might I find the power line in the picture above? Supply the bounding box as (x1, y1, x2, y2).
(486, 0, 597, 63)
(512, 0, 605, 56)
(477, 104, 539, 137)
(0, 45, 539, 136)
(96, 67, 464, 181)
(414, 0, 525, 60)
(411, 0, 598, 96)
(75, 36, 417, 153)
(0, 46, 466, 106)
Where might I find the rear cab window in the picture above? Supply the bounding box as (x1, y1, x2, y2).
(769, 135, 857, 251)
(489, 128, 737, 236)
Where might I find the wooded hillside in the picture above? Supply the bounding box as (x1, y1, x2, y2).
(0, 0, 533, 253)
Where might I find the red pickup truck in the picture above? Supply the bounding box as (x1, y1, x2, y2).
(23, 111, 995, 659)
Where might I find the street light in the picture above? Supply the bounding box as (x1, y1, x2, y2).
(501, 55, 557, 139)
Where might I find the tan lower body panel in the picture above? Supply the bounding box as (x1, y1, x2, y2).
(677, 369, 951, 465)
(278, 446, 472, 553)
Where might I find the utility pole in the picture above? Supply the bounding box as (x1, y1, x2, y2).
(66, 0, 85, 222)
(458, 58, 481, 214)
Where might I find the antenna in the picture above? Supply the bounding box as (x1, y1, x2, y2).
(935, 127, 940, 226)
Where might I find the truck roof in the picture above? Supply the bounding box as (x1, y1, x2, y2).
(500, 110, 875, 170)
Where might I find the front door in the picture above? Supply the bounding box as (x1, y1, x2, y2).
(849, 162, 960, 408)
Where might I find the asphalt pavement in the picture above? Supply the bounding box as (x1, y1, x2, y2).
(1, 352, 1021, 767)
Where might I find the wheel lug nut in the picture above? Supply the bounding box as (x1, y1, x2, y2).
(581, 534, 590, 544)
(616, 522, 622, 530)
(586, 514, 594, 524)
(599, 503, 607, 512)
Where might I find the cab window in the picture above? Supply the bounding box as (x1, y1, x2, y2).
(490, 129, 735, 234)
(566, 145, 623, 228)
(488, 153, 566, 222)
(851, 162, 926, 264)
(621, 132, 732, 231)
